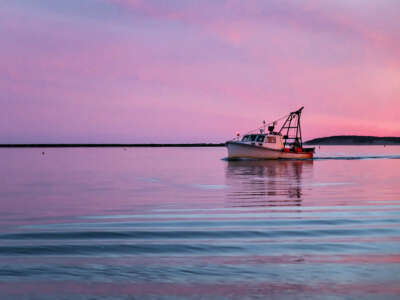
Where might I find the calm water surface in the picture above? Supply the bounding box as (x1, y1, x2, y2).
(1, 146, 400, 299)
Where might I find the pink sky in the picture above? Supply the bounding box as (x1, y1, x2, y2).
(1, 0, 400, 143)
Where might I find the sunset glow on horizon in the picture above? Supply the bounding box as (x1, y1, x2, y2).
(1, 0, 400, 143)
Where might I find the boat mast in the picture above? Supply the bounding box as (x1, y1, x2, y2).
(278, 106, 304, 148)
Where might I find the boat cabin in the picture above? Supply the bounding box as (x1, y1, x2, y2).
(240, 133, 284, 150)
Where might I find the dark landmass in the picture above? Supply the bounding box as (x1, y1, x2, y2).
(0, 143, 226, 148)
(305, 136, 400, 145)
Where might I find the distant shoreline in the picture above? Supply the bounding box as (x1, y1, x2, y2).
(305, 135, 400, 145)
(3, 135, 400, 147)
(0, 143, 226, 148)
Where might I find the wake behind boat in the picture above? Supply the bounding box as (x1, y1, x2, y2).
(226, 107, 315, 159)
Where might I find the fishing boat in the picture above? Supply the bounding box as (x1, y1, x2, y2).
(226, 107, 314, 159)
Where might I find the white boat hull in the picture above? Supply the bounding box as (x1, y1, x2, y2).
(226, 141, 313, 159)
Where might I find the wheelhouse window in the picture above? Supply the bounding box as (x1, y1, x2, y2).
(266, 136, 276, 143)
(256, 135, 265, 143)
(241, 135, 250, 142)
(250, 135, 257, 142)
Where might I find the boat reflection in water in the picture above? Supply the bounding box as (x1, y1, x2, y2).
(225, 160, 313, 207)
